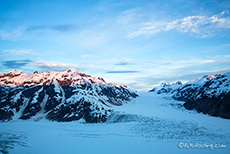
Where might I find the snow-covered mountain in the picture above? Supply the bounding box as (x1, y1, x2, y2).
(0, 69, 138, 122)
(0, 68, 126, 88)
(150, 72, 230, 119)
(149, 81, 182, 94)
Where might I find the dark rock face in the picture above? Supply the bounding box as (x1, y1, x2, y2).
(150, 73, 230, 119)
(0, 83, 138, 123)
(0, 69, 138, 123)
(183, 92, 230, 119)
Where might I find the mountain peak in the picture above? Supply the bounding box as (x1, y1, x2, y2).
(0, 69, 121, 87)
(64, 68, 81, 73)
(8, 70, 23, 75)
(160, 82, 170, 86)
(0, 69, 138, 122)
(187, 73, 220, 85)
(174, 81, 182, 85)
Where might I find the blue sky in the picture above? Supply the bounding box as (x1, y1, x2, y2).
(0, 0, 230, 90)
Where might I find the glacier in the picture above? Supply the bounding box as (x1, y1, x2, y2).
(0, 92, 229, 154)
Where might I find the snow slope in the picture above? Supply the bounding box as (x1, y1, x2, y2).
(0, 69, 138, 122)
(0, 92, 229, 154)
(150, 72, 230, 119)
(149, 81, 182, 94)
(0, 68, 126, 88)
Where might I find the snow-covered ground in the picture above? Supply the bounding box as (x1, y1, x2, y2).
(0, 92, 229, 154)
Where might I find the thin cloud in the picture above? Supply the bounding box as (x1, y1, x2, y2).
(133, 68, 230, 91)
(0, 26, 26, 41)
(2, 49, 36, 56)
(33, 61, 74, 72)
(81, 54, 90, 58)
(127, 54, 230, 90)
(33, 60, 100, 72)
(26, 24, 78, 32)
(157, 58, 230, 72)
(2, 60, 33, 69)
(0, 24, 80, 41)
(106, 70, 139, 73)
(200, 60, 216, 64)
(34, 61, 72, 68)
(115, 57, 135, 65)
(162, 60, 175, 65)
(127, 10, 230, 38)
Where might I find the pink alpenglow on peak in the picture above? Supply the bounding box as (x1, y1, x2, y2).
(0, 68, 126, 88)
(0, 68, 138, 122)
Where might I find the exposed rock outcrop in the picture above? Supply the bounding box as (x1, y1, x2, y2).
(0, 69, 138, 122)
(150, 73, 230, 119)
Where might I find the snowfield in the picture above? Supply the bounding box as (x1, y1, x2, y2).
(0, 92, 229, 154)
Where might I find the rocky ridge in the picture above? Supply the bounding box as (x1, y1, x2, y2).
(150, 73, 230, 119)
(0, 69, 138, 122)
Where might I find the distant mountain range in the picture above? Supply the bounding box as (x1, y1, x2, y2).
(0, 68, 138, 122)
(150, 72, 230, 119)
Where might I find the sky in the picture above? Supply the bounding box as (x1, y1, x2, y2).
(0, 0, 230, 90)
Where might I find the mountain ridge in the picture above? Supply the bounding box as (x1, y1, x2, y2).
(150, 72, 230, 119)
(0, 68, 127, 89)
(0, 69, 138, 122)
